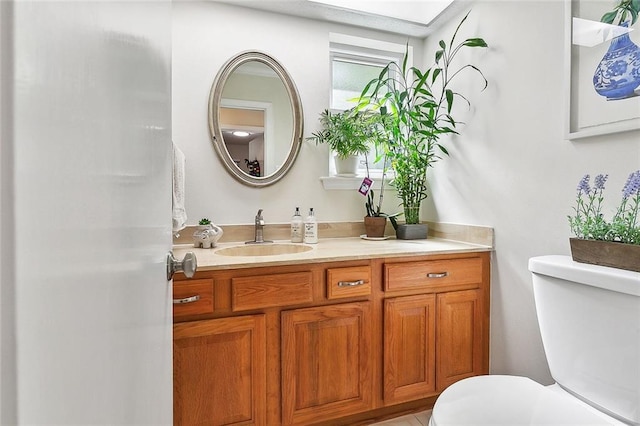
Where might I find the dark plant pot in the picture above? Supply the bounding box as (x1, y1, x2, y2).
(569, 238, 640, 273)
(364, 216, 387, 238)
(396, 223, 428, 240)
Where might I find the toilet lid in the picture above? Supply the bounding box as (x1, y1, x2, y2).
(431, 375, 617, 425)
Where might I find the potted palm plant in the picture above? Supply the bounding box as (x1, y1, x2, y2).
(307, 108, 374, 176)
(309, 108, 398, 237)
(357, 12, 488, 239)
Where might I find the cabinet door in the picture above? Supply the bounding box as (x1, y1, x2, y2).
(437, 289, 483, 391)
(174, 315, 266, 426)
(281, 302, 373, 425)
(383, 294, 436, 404)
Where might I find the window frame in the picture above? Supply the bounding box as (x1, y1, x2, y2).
(326, 34, 412, 182)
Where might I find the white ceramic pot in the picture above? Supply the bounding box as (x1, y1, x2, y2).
(334, 154, 359, 176)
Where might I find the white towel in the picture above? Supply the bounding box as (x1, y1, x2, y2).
(172, 142, 187, 233)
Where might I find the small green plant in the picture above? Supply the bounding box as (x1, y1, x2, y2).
(308, 107, 397, 222)
(362, 129, 401, 222)
(307, 108, 377, 158)
(568, 171, 640, 245)
(365, 189, 400, 229)
(199, 218, 212, 225)
(569, 174, 610, 240)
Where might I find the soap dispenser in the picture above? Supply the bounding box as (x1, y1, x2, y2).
(291, 207, 303, 243)
(303, 208, 318, 244)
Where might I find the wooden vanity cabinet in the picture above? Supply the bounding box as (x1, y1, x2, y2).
(382, 255, 489, 404)
(172, 261, 373, 426)
(172, 251, 490, 426)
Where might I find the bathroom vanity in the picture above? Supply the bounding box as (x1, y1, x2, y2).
(172, 236, 491, 426)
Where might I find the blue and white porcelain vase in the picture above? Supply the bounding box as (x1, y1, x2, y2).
(593, 22, 640, 100)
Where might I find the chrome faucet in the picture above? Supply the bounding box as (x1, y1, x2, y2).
(246, 209, 273, 244)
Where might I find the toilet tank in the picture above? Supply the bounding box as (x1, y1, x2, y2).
(529, 255, 640, 425)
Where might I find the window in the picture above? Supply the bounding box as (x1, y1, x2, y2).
(328, 34, 411, 179)
(331, 58, 385, 111)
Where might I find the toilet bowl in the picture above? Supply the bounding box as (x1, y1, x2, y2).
(430, 375, 626, 425)
(430, 255, 640, 425)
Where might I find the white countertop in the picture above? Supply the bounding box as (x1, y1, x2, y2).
(173, 236, 493, 271)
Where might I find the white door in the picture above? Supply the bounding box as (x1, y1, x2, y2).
(2, 1, 174, 424)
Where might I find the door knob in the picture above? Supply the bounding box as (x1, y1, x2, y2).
(166, 251, 197, 281)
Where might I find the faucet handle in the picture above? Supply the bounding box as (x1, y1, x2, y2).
(246, 208, 272, 245)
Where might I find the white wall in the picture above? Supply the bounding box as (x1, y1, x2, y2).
(422, 1, 640, 383)
(173, 1, 640, 385)
(172, 1, 417, 225)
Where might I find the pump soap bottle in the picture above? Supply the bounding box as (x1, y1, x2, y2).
(303, 208, 318, 244)
(291, 207, 303, 243)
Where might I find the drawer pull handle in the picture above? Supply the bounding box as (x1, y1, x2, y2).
(338, 279, 365, 287)
(173, 295, 201, 304)
(427, 272, 448, 278)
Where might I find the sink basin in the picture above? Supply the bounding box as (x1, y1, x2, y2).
(215, 243, 314, 257)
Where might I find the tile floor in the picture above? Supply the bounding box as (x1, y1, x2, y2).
(369, 410, 431, 426)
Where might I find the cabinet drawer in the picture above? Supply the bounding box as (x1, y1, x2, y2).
(173, 279, 214, 317)
(232, 271, 313, 311)
(385, 257, 482, 292)
(327, 265, 371, 299)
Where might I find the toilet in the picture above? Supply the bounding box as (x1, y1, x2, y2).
(430, 255, 640, 425)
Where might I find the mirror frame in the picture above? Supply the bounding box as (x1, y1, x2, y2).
(208, 51, 303, 187)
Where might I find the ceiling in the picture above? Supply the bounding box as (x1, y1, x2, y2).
(211, 0, 469, 38)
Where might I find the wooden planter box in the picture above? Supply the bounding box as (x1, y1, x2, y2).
(570, 238, 640, 273)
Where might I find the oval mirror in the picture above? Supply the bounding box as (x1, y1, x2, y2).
(208, 51, 303, 187)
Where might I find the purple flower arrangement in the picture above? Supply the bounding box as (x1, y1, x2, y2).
(569, 170, 640, 245)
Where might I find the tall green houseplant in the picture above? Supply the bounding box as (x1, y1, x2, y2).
(358, 12, 487, 230)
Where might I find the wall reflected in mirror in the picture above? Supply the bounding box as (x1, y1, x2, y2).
(220, 107, 265, 176)
(218, 59, 294, 178)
